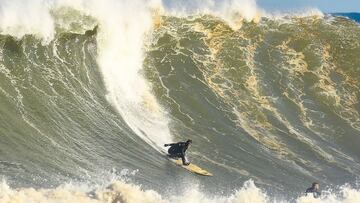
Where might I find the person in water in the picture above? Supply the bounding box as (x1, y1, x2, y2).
(305, 182, 321, 198)
(164, 139, 192, 165)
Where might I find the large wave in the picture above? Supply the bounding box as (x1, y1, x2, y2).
(0, 0, 359, 202)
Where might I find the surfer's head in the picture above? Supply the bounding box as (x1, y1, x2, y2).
(312, 182, 319, 190)
(186, 139, 192, 146)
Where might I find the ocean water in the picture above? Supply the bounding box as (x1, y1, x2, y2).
(334, 13, 360, 23)
(0, 0, 359, 202)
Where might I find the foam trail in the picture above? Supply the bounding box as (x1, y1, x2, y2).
(84, 0, 172, 149)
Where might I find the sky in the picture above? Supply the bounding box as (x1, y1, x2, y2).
(257, 0, 360, 13)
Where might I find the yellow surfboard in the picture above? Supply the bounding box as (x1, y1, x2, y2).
(171, 159, 213, 176)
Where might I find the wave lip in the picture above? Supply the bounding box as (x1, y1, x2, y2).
(0, 0, 54, 42)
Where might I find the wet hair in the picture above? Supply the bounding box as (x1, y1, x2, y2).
(186, 139, 192, 144)
(312, 182, 319, 187)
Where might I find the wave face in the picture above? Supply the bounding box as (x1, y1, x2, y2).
(0, 0, 359, 202)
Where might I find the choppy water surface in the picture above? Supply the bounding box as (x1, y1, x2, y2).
(0, 1, 359, 202)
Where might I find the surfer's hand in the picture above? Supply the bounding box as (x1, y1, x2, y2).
(164, 144, 168, 147)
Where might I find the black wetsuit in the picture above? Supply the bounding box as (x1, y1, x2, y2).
(165, 142, 189, 165)
(305, 187, 320, 198)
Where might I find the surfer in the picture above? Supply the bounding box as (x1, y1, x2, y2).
(164, 139, 192, 165)
(305, 182, 321, 198)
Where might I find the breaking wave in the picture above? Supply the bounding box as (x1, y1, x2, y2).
(0, 0, 359, 202)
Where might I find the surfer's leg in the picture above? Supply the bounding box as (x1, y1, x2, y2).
(181, 155, 190, 165)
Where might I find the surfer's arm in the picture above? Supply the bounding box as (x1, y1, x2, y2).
(164, 143, 176, 147)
